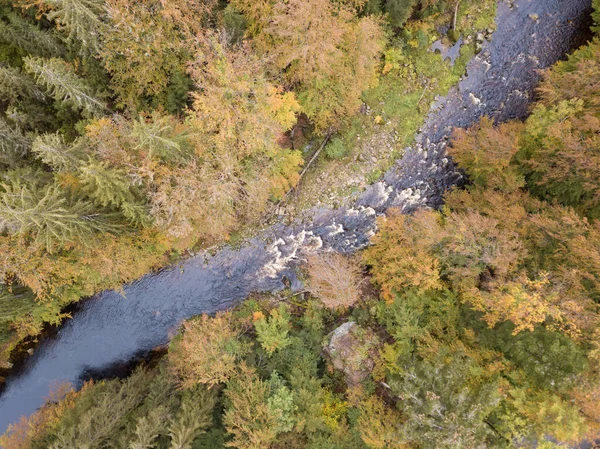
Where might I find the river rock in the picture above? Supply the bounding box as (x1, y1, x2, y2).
(324, 321, 380, 386)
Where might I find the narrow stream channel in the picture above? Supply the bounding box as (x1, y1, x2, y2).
(0, 0, 592, 436)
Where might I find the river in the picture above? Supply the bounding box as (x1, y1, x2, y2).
(0, 0, 592, 436)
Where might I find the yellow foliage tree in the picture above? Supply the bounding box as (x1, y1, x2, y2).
(169, 312, 248, 388)
(363, 209, 443, 302)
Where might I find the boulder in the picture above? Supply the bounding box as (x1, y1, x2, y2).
(324, 321, 380, 386)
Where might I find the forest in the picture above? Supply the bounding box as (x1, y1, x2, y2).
(2, 0, 600, 448)
(0, 0, 496, 366)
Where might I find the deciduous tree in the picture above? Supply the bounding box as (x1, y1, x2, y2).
(169, 312, 248, 388)
(223, 363, 280, 449)
(306, 252, 363, 310)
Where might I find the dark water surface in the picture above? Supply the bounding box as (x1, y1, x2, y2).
(0, 0, 592, 436)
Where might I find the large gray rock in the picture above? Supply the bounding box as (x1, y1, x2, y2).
(324, 321, 380, 386)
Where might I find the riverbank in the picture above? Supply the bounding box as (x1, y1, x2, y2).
(0, 0, 593, 436)
(0, 0, 499, 371)
(0, 0, 499, 370)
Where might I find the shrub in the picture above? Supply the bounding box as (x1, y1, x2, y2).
(324, 137, 349, 159)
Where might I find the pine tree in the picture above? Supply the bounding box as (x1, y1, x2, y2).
(594, 0, 600, 33)
(167, 387, 216, 449)
(130, 114, 192, 162)
(78, 158, 151, 227)
(17, 0, 105, 53)
(0, 283, 38, 347)
(0, 11, 64, 57)
(127, 407, 170, 449)
(101, 0, 186, 108)
(389, 353, 500, 449)
(0, 118, 31, 167)
(223, 363, 280, 449)
(0, 179, 119, 251)
(31, 132, 85, 171)
(78, 158, 132, 208)
(49, 369, 153, 449)
(0, 65, 45, 104)
(23, 56, 107, 115)
(384, 0, 418, 27)
(124, 374, 176, 449)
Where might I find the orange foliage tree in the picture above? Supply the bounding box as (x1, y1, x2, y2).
(306, 252, 363, 310)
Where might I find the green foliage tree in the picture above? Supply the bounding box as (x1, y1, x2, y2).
(49, 368, 153, 449)
(130, 113, 193, 162)
(594, 0, 600, 33)
(0, 283, 39, 347)
(127, 407, 171, 449)
(389, 352, 500, 449)
(77, 157, 150, 226)
(0, 65, 45, 104)
(477, 322, 587, 393)
(223, 364, 280, 449)
(31, 132, 84, 171)
(384, 0, 418, 27)
(267, 372, 298, 434)
(0, 179, 118, 251)
(23, 56, 107, 115)
(0, 118, 30, 167)
(254, 305, 292, 356)
(517, 98, 600, 219)
(101, 0, 188, 109)
(167, 387, 217, 449)
(40, 0, 105, 53)
(0, 11, 64, 57)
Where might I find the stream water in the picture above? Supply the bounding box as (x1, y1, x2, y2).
(0, 0, 592, 436)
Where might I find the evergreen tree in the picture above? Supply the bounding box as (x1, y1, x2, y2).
(0, 65, 45, 104)
(77, 158, 132, 208)
(78, 158, 151, 227)
(223, 364, 280, 449)
(167, 387, 216, 449)
(31, 132, 85, 171)
(0, 180, 118, 251)
(131, 114, 192, 162)
(254, 306, 292, 356)
(127, 407, 170, 449)
(389, 353, 500, 449)
(23, 56, 107, 115)
(0, 118, 30, 167)
(49, 369, 153, 449)
(0, 11, 64, 57)
(23, 0, 105, 53)
(101, 0, 187, 108)
(384, 0, 418, 27)
(0, 283, 37, 346)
